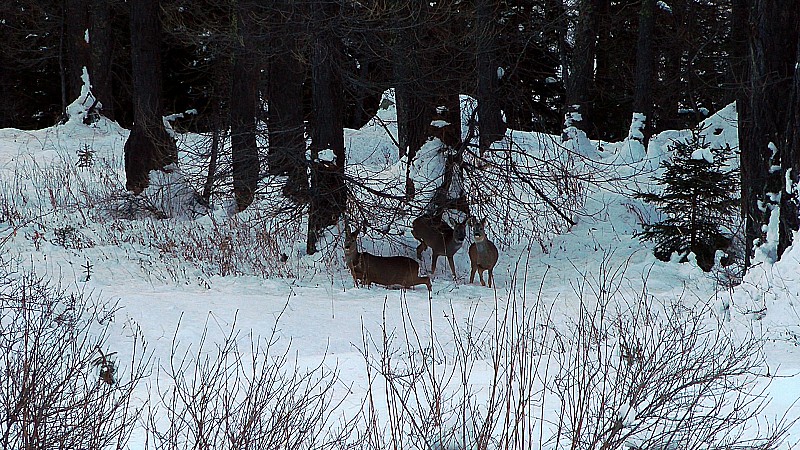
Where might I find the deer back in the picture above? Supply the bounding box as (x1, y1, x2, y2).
(412, 214, 468, 257)
(344, 226, 431, 290)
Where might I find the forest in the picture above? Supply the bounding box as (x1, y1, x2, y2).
(2, 0, 797, 269)
(2, 2, 800, 449)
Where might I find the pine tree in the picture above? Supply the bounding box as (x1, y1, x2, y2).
(636, 127, 738, 272)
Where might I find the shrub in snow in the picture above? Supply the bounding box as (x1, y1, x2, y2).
(635, 127, 738, 271)
(0, 266, 148, 449)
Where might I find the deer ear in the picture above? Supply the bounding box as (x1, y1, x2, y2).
(481, 217, 487, 225)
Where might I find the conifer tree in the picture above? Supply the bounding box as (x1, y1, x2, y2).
(636, 128, 738, 271)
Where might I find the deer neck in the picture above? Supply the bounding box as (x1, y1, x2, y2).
(474, 238, 491, 252)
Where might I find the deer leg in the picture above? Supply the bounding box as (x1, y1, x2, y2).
(470, 266, 476, 284)
(431, 254, 439, 276)
(447, 256, 457, 281)
(478, 269, 486, 286)
(487, 269, 493, 288)
(416, 242, 427, 260)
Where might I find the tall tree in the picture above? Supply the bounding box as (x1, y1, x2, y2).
(739, 0, 800, 266)
(475, 0, 505, 153)
(564, 0, 603, 138)
(124, 0, 178, 194)
(89, 0, 117, 120)
(229, 0, 260, 212)
(631, 0, 656, 145)
(63, 0, 91, 105)
(266, 0, 308, 203)
(307, 0, 347, 254)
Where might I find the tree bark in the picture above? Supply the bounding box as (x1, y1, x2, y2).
(740, 0, 800, 266)
(230, 1, 260, 212)
(63, 0, 91, 103)
(266, 1, 307, 203)
(124, 0, 177, 194)
(89, 0, 115, 120)
(632, 0, 656, 145)
(307, 0, 346, 254)
(564, 0, 602, 138)
(780, 33, 800, 256)
(475, 0, 505, 154)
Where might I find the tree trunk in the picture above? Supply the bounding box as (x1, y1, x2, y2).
(230, 1, 260, 212)
(564, 0, 601, 138)
(780, 33, 800, 256)
(124, 0, 177, 194)
(632, 0, 656, 145)
(307, 0, 346, 254)
(741, 0, 799, 266)
(475, 0, 505, 154)
(89, 0, 115, 120)
(267, 1, 307, 203)
(64, 0, 90, 103)
(731, 0, 754, 268)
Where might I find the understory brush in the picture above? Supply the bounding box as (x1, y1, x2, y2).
(0, 260, 149, 450)
(342, 262, 792, 450)
(0, 255, 793, 449)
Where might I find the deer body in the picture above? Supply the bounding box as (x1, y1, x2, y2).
(468, 217, 498, 287)
(412, 214, 468, 279)
(344, 226, 432, 291)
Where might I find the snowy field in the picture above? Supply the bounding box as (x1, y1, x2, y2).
(1, 94, 799, 449)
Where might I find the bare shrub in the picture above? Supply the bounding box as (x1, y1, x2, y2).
(145, 312, 352, 450)
(347, 263, 793, 450)
(548, 259, 792, 450)
(0, 269, 149, 450)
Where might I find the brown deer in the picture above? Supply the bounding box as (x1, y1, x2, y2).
(343, 225, 432, 291)
(411, 214, 468, 280)
(468, 217, 499, 287)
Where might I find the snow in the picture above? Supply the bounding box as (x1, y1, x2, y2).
(318, 148, 337, 163)
(1, 96, 799, 449)
(64, 66, 99, 123)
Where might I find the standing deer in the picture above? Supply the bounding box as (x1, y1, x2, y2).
(411, 214, 468, 280)
(344, 225, 432, 291)
(468, 217, 499, 287)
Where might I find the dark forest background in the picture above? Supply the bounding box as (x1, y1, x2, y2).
(1, 0, 798, 270)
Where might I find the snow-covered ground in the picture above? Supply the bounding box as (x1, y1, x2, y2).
(1, 95, 798, 449)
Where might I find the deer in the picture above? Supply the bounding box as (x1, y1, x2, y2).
(468, 217, 499, 287)
(343, 225, 432, 291)
(411, 214, 468, 280)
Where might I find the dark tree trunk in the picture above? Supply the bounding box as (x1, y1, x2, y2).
(741, 0, 800, 266)
(632, 0, 656, 145)
(780, 33, 800, 256)
(475, 0, 505, 154)
(393, 3, 432, 163)
(731, 0, 754, 267)
(267, 1, 307, 203)
(307, 0, 346, 254)
(64, 0, 90, 103)
(124, 0, 177, 194)
(230, 2, 260, 212)
(564, 0, 602, 138)
(89, 0, 115, 120)
(428, 93, 462, 150)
